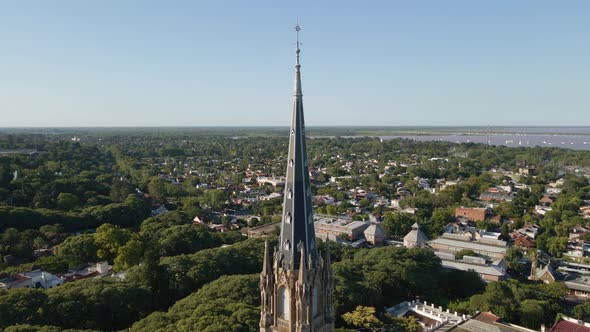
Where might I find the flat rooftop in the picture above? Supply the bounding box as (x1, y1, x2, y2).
(430, 237, 508, 255)
(314, 217, 369, 231)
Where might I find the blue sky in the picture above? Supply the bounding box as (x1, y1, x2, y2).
(1, 1, 589, 127)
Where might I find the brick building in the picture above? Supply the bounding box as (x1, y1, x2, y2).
(455, 207, 490, 222)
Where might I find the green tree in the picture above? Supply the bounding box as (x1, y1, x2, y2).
(455, 249, 477, 260)
(32, 236, 50, 250)
(180, 197, 203, 219)
(520, 300, 546, 329)
(504, 247, 524, 276)
(342, 306, 382, 329)
(426, 207, 454, 238)
(0, 164, 12, 187)
(247, 217, 260, 228)
(147, 177, 167, 200)
(43, 279, 152, 331)
(160, 239, 269, 299)
(87, 195, 149, 228)
(538, 282, 567, 302)
(125, 245, 172, 309)
(381, 212, 417, 239)
(0, 289, 47, 328)
(94, 224, 132, 262)
(381, 314, 422, 332)
(469, 282, 520, 322)
(0, 228, 35, 258)
(56, 234, 98, 266)
(500, 222, 510, 241)
(158, 224, 219, 256)
(114, 235, 145, 271)
(39, 224, 66, 245)
(33, 256, 69, 274)
(333, 246, 444, 318)
(56, 193, 80, 210)
(573, 300, 590, 321)
(547, 237, 568, 258)
(110, 179, 132, 202)
(3, 325, 98, 332)
(130, 275, 260, 332)
(201, 189, 228, 210)
(326, 205, 337, 216)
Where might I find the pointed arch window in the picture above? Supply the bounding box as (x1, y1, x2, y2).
(312, 286, 319, 317)
(278, 286, 290, 319)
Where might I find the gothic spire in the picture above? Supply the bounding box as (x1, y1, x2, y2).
(262, 240, 272, 275)
(299, 246, 306, 281)
(279, 24, 317, 269)
(324, 245, 331, 268)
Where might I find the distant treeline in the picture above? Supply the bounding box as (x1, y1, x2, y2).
(0, 195, 149, 233)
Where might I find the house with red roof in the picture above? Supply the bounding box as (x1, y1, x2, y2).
(550, 316, 590, 332)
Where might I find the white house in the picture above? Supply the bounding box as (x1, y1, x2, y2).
(0, 270, 63, 289)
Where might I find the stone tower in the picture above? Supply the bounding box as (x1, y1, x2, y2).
(259, 25, 334, 332)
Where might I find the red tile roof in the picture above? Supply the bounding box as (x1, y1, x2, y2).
(473, 312, 501, 324)
(12, 274, 31, 281)
(512, 234, 535, 248)
(551, 320, 590, 332)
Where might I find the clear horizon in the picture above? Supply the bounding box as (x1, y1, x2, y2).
(1, 1, 589, 127)
(0, 124, 590, 130)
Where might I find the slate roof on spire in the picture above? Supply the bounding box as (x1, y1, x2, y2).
(278, 24, 317, 270)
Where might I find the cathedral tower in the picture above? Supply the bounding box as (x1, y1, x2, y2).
(260, 25, 334, 332)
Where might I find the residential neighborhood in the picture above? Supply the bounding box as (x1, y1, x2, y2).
(1, 130, 590, 331)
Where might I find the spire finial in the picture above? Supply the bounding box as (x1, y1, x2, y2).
(295, 23, 301, 66)
(295, 23, 301, 49)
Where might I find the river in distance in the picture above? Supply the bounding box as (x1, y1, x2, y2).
(374, 127, 590, 151)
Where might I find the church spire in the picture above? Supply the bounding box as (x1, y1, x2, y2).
(279, 24, 317, 270)
(259, 26, 335, 332)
